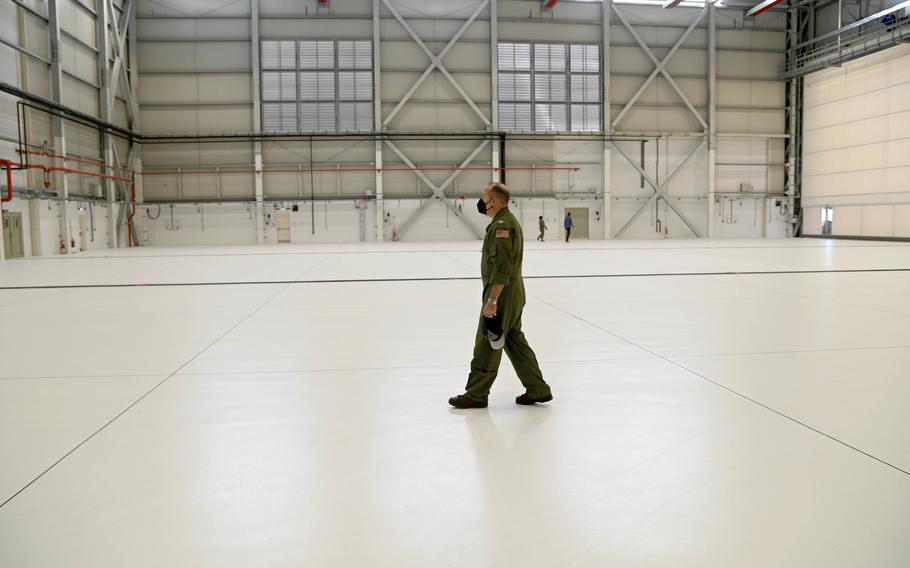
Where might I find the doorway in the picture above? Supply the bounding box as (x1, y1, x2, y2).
(277, 211, 291, 243)
(2, 211, 25, 258)
(564, 208, 589, 239)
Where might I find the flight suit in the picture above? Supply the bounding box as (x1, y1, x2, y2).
(464, 208, 552, 402)
(538, 218, 547, 241)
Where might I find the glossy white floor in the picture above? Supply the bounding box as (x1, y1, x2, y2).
(1, 239, 909, 567)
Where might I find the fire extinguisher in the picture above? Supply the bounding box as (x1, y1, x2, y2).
(58, 239, 65, 254)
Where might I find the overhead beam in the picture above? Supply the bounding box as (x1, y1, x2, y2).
(747, 0, 785, 17)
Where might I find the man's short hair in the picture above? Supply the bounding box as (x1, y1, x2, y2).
(484, 181, 510, 204)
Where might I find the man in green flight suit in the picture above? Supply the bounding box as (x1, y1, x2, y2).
(449, 182, 554, 409)
(537, 215, 547, 242)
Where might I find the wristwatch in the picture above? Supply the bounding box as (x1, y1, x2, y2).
(487, 299, 497, 305)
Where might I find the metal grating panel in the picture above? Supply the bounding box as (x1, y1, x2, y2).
(261, 40, 296, 69)
(498, 43, 531, 71)
(498, 73, 531, 101)
(571, 104, 600, 132)
(534, 44, 566, 72)
(499, 103, 532, 131)
(300, 102, 336, 131)
(570, 44, 600, 73)
(535, 74, 566, 102)
(263, 39, 372, 132)
(299, 41, 334, 69)
(338, 40, 372, 69)
(262, 102, 298, 132)
(535, 103, 567, 131)
(570, 74, 600, 103)
(299, 72, 335, 101)
(338, 71, 372, 101)
(262, 72, 297, 101)
(338, 102, 373, 131)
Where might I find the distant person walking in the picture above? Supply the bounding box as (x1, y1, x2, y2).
(537, 216, 547, 241)
(448, 182, 553, 409)
(564, 211, 574, 242)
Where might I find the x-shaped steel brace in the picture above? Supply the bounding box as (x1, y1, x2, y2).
(107, 0, 139, 125)
(612, 6, 707, 132)
(381, 0, 491, 127)
(612, 140, 704, 238)
(385, 139, 488, 239)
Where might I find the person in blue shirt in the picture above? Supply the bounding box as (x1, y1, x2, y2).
(564, 211, 574, 242)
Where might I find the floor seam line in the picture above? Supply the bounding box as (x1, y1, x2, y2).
(0, 255, 335, 511)
(532, 294, 910, 479)
(4, 267, 910, 290)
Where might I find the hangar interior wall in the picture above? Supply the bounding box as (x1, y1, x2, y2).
(1, 0, 793, 253)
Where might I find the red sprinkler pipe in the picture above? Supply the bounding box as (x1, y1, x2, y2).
(1, 160, 12, 202)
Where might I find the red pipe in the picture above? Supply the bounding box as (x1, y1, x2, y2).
(1, 160, 12, 203)
(7, 160, 132, 183)
(17, 148, 127, 173)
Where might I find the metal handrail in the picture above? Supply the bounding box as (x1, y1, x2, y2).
(783, 18, 910, 78)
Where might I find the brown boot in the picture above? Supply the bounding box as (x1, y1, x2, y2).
(515, 393, 553, 406)
(448, 394, 488, 409)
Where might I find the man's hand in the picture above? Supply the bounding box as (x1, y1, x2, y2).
(482, 302, 497, 318)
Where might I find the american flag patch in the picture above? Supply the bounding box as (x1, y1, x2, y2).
(496, 229, 510, 238)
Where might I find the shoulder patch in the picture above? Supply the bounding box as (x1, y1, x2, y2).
(496, 229, 510, 238)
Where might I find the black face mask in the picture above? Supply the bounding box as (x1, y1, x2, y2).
(477, 198, 488, 215)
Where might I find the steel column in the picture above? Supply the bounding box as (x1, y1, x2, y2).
(49, 0, 71, 254)
(129, 3, 143, 204)
(96, 0, 118, 249)
(251, 0, 265, 244)
(373, 0, 384, 242)
(490, 0, 500, 183)
(602, 0, 612, 239)
(707, 0, 717, 237)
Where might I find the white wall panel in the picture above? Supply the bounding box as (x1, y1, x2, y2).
(803, 45, 910, 238)
(59, 0, 96, 47)
(139, 75, 251, 104)
(261, 20, 372, 39)
(138, 19, 250, 41)
(137, 0, 250, 17)
(61, 35, 98, 85)
(138, 42, 251, 72)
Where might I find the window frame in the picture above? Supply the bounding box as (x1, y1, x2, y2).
(260, 39, 374, 133)
(497, 40, 603, 133)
